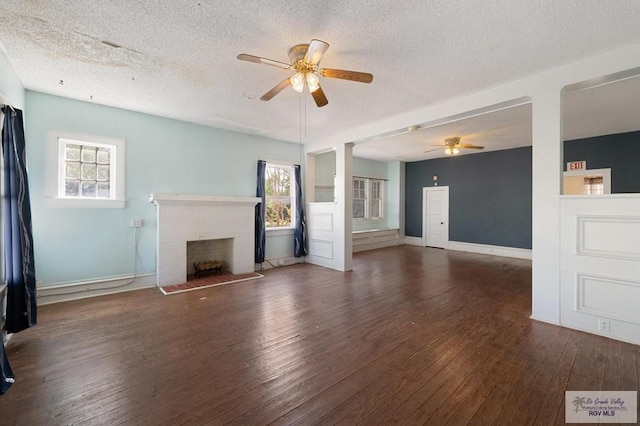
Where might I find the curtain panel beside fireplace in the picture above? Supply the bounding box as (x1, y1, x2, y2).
(255, 160, 266, 264)
(293, 164, 307, 258)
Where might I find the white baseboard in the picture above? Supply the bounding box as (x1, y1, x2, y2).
(556, 321, 640, 347)
(37, 273, 157, 305)
(529, 315, 561, 326)
(447, 241, 532, 260)
(403, 236, 423, 246)
(257, 256, 305, 270)
(402, 237, 531, 260)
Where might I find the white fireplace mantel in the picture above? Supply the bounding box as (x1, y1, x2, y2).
(150, 193, 261, 287)
(149, 193, 261, 207)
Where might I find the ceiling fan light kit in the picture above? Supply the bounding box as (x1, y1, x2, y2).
(237, 39, 373, 107)
(290, 72, 306, 93)
(445, 137, 461, 155)
(444, 147, 460, 155)
(424, 136, 485, 156)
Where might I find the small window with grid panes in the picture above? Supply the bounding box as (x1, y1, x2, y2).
(62, 140, 114, 199)
(46, 131, 125, 208)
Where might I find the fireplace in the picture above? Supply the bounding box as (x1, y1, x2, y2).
(186, 238, 233, 278)
(150, 194, 261, 287)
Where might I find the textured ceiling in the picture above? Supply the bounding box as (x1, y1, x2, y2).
(1, 1, 640, 161)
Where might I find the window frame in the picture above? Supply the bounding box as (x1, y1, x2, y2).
(46, 130, 126, 208)
(264, 162, 296, 231)
(352, 177, 385, 221)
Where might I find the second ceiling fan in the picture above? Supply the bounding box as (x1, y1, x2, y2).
(237, 39, 373, 107)
(424, 137, 485, 155)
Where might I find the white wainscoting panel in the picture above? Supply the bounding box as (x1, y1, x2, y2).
(576, 274, 640, 324)
(309, 239, 334, 259)
(578, 216, 640, 260)
(310, 213, 334, 232)
(306, 203, 339, 269)
(560, 195, 640, 345)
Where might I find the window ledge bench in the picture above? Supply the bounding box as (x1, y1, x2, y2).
(353, 228, 400, 253)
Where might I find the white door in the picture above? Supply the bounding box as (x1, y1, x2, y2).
(422, 187, 449, 249)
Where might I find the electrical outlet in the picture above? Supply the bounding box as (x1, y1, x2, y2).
(130, 219, 142, 228)
(598, 318, 610, 333)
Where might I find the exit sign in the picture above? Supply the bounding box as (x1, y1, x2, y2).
(567, 161, 586, 171)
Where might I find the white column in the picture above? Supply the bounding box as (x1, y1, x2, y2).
(335, 143, 353, 271)
(531, 89, 563, 324)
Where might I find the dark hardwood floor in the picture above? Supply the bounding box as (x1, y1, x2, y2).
(1, 246, 638, 425)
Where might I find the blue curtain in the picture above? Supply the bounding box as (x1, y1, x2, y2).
(1, 333, 14, 394)
(255, 160, 266, 264)
(293, 164, 307, 257)
(2, 107, 37, 333)
(2, 106, 37, 394)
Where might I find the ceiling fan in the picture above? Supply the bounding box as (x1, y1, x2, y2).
(237, 39, 373, 107)
(424, 137, 485, 155)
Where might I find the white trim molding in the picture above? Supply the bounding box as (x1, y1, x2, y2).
(149, 193, 260, 206)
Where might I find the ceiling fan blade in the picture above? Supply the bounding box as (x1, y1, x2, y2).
(423, 148, 443, 153)
(311, 86, 328, 107)
(304, 39, 330, 65)
(320, 68, 373, 83)
(237, 54, 291, 70)
(458, 144, 484, 150)
(260, 78, 292, 101)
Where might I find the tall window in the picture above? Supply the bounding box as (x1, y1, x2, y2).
(370, 179, 383, 219)
(352, 177, 384, 220)
(46, 131, 125, 208)
(353, 178, 366, 219)
(265, 163, 296, 228)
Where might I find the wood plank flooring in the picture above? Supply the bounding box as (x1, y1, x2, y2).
(1, 246, 638, 425)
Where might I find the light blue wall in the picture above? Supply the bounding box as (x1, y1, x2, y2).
(25, 91, 302, 285)
(0, 48, 24, 109)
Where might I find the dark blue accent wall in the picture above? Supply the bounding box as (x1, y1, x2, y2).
(564, 131, 640, 193)
(405, 147, 532, 249)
